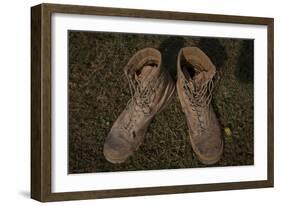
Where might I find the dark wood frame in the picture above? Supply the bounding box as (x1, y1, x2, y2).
(31, 3, 274, 202)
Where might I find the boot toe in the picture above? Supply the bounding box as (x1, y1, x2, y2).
(103, 131, 132, 164)
(195, 139, 223, 165)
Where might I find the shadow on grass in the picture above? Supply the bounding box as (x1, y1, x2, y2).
(159, 36, 186, 80)
(198, 38, 227, 71)
(235, 40, 254, 83)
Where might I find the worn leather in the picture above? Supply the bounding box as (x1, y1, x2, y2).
(176, 47, 223, 165)
(104, 48, 175, 163)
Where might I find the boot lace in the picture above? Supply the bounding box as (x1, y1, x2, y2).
(122, 69, 164, 135)
(183, 74, 216, 133)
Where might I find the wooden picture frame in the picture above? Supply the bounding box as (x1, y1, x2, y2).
(31, 3, 274, 202)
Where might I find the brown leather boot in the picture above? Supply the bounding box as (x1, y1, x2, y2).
(176, 47, 223, 165)
(104, 48, 175, 163)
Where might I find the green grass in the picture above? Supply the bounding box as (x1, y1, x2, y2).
(68, 31, 254, 173)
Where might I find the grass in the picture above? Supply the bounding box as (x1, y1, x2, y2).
(68, 31, 254, 173)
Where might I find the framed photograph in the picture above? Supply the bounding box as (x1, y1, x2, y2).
(31, 3, 274, 202)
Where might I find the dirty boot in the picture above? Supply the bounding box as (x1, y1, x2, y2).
(104, 48, 175, 163)
(176, 47, 223, 165)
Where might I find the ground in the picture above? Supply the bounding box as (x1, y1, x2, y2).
(68, 31, 254, 173)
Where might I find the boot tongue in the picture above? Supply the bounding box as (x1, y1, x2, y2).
(193, 72, 208, 88)
(182, 65, 206, 91)
(135, 64, 157, 90)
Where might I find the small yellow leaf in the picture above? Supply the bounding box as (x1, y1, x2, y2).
(224, 127, 232, 137)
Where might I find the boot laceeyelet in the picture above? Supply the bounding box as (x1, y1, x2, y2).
(176, 47, 223, 165)
(104, 48, 175, 163)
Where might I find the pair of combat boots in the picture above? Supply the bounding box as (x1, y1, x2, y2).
(103, 47, 223, 165)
